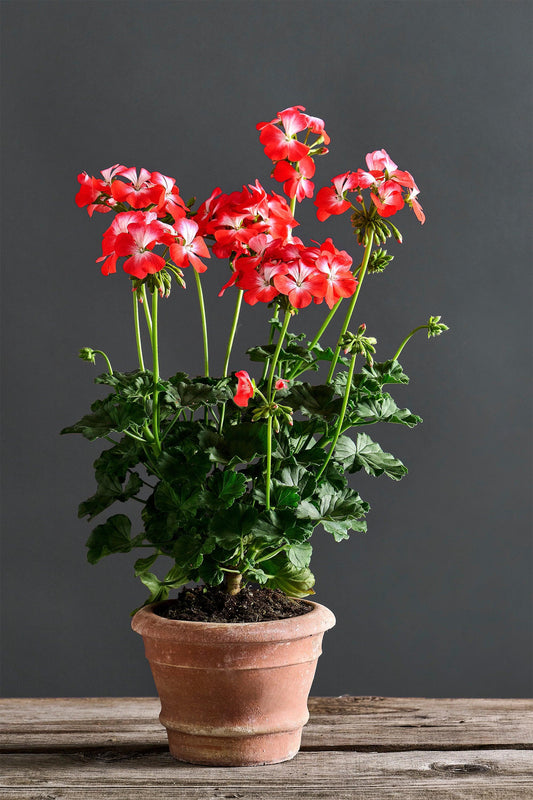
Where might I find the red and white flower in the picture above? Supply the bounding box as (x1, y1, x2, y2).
(169, 218, 211, 273)
(233, 370, 255, 407)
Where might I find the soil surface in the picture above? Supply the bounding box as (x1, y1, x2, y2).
(156, 585, 313, 623)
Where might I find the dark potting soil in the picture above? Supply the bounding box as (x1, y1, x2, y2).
(156, 585, 313, 623)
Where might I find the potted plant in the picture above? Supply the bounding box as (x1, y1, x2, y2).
(64, 105, 447, 766)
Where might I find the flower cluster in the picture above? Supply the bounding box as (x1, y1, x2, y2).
(314, 148, 425, 224)
(256, 105, 329, 202)
(75, 106, 424, 313)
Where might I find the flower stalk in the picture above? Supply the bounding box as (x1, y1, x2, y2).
(326, 231, 374, 383)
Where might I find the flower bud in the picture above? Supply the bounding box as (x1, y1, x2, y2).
(79, 347, 96, 364)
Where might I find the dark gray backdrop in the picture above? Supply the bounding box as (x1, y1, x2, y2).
(1, 0, 531, 698)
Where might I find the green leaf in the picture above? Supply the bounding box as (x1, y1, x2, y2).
(247, 342, 314, 367)
(287, 383, 341, 419)
(200, 423, 267, 465)
(86, 514, 137, 564)
(154, 481, 206, 517)
(296, 487, 369, 540)
(262, 556, 315, 597)
(287, 542, 312, 570)
(134, 553, 159, 576)
(348, 432, 408, 480)
(167, 374, 218, 409)
(253, 481, 300, 510)
(254, 510, 314, 545)
(364, 359, 410, 385)
(350, 394, 421, 427)
(138, 571, 169, 605)
(61, 396, 147, 440)
(206, 470, 247, 509)
(163, 563, 189, 588)
(208, 503, 259, 550)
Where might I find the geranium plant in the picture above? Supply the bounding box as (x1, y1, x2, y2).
(64, 105, 447, 606)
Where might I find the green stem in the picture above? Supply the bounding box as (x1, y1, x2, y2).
(317, 353, 357, 480)
(92, 350, 113, 375)
(255, 543, 288, 564)
(150, 290, 162, 455)
(266, 415, 273, 511)
(287, 299, 343, 380)
(141, 286, 153, 337)
(392, 325, 429, 362)
(265, 310, 292, 510)
(267, 310, 291, 397)
(326, 232, 374, 383)
(194, 270, 209, 377)
(310, 299, 342, 350)
(218, 290, 244, 434)
(223, 289, 243, 377)
(260, 306, 280, 384)
(133, 291, 145, 371)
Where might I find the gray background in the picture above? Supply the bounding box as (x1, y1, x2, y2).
(1, 0, 531, 698)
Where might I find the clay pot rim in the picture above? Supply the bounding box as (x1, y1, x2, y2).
(131, 598, 336, 643)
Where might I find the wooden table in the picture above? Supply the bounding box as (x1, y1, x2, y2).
(1, 697, 532, 799)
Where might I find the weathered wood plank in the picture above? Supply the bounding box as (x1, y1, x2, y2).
(1, 697, 532, 753)
(0, 749, 532, 799)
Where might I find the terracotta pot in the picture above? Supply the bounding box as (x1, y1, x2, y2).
(131, 599, 335, 766)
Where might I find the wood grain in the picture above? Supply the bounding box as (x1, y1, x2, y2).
(1, 697, 531, 799)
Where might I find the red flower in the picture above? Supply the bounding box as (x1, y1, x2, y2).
(275, 378, 289, 390)
(113, 216, 172, 279)
(257, 106, 310, 162)
(302, 113, 330, 145)
(150, 172, 187, 222)
(169, 219, 211, 273)
(370, 180, 405, 218)
(233, 370, 255, 407)
(110, 167, 162, 209)
(313, 239, 357, 309)
(405, 184, 426, 224)
(236, 261, 282, 306)
(273, 260, 327, 309)
(272, 156, 315, 202)
(75, 164, 127, 216)
(314, 172, 357, 221)
(97, 211, 146, 275)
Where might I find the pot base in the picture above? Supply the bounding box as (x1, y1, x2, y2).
(166, 727, 303, 766)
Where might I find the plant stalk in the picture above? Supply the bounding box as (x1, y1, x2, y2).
(317, 352, 357, 480)
(326, 231, 374, 383)
(392, 325, 429, 362)
(133, 290, 145, 371)
(225, 571, 243, 595)
(194, 269, 209, 377)
(265, 310, 292, 510)
(150, 289, 162, 454)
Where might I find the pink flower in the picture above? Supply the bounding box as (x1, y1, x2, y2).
(233, 370, 255, 407)
(366, 149, 398, 173)
(275, 378, 289, 390)
(169, 219, 211, 273)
